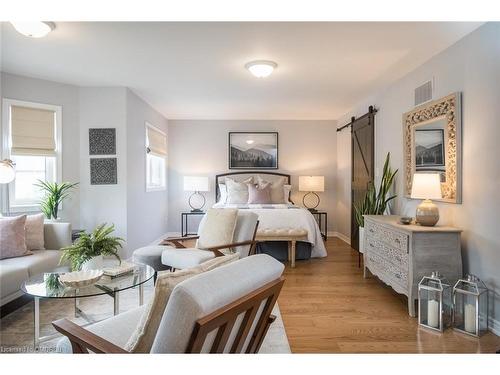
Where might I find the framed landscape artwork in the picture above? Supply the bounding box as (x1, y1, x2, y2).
(229, 132, 278, 169)
(415, 129, 445, 170)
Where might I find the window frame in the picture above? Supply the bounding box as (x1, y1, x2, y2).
(145, 122, 167, 193)
(1, 98, 62, 213)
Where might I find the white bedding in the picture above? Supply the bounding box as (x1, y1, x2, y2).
(212, 203, 327, 258)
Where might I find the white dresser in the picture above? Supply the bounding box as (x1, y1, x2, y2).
(363, 215, 462, 316)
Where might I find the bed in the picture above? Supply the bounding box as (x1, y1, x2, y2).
(214, 171, 327, 258)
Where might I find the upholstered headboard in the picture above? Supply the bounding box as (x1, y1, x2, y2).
(215, 171, 292, 202)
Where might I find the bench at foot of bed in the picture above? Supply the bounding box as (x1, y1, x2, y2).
(255, 228, 308, 268)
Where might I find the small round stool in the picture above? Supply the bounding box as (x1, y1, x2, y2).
(132, 246, 171, 282)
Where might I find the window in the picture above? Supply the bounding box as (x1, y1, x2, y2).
(145, 123, 167, 192)
(2, 99, 61, 212)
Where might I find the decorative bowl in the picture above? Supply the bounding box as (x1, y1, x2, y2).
(399, 216, 413, 225)
(59, 270, 104, 288)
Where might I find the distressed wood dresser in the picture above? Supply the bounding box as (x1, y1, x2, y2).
(363, 215, 462, 317)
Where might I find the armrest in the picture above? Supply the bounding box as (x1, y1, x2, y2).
(52, 318, 128, 354)
(164, 236, 199, 242)
(44, 222, 72, 250)
(160, 236, 199, 249)
(203, 240, 256, 252)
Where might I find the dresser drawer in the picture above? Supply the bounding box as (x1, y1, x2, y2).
(365, 220, 408, 253)
(365, 235, 409, 270)
(367, 251, 408, 292)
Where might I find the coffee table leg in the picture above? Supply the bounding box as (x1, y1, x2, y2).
(113, 291, 120, 315)
(34, 297, 40, 349)
(139, 283, 144, 306)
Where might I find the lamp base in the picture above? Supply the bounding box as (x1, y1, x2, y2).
(188, 191, 206, 212)
(415, 199, 439, 226)
(303, 192, 320, 211)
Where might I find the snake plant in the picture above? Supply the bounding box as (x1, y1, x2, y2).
(354, 152, 398, 227)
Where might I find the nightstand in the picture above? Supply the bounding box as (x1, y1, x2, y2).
(310, 211, 327, 240)
(181, 211, 205, 237)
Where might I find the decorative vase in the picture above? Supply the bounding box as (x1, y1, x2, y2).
(358, 226, 365, 254)
(81, 255, 104, 271)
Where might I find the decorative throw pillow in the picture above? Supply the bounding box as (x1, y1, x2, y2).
(226, 177, 253, 204)
(25, 213, 45, 250)
(247, 182, 272, 204)
(283, 184, 292, 203)
(217, 183, 228, 204)
(0, 215, 31, 260)
(196, 208, 238, 249)
(125, 253, 239, 353)
(257, 176, 287, 204)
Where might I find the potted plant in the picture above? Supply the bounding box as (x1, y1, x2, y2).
(60, 223, 124, 271)
(354, 152, 398, 254)
(34, 180, 79, 220)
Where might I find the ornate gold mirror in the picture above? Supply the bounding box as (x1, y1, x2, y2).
(403, 92, 462, 203)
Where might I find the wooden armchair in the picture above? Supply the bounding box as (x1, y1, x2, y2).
(53, 254, 285, 354)
(161, 211, 259, 270)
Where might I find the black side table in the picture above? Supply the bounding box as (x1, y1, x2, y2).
(181, 211, 205, 237)
(310, 211, 327, 240)
(72, 229, 85, 242)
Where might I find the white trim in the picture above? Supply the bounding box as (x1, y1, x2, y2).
(489, 316, 500, 337)
(331, 231, 351, 245)
(145, 121, 167, 193)
(1, 98, 62, 213)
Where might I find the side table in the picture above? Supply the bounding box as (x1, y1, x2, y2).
(181, 211, 205, 237)
(310, 211, 327, 240)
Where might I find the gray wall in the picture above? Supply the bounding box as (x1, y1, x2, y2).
(167, 120, 337, 233)
(126, 90, 168, 252)
(335, 22, 500, 328)
(1, 73, 81, 226)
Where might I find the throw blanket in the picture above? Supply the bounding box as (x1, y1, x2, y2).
(212, 203, 327, 258)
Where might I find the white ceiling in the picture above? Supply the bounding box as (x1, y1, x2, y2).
(1, 22, 482, 120)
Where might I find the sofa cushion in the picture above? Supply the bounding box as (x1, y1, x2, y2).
(0, 250, 61, 278)
(57, 305, 146, 353)
(0, 264, 29, 301)
(0, 215, 31, 260)
(26, 214, 45, 250)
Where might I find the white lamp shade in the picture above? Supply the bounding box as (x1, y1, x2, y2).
(299, 176, 325, 192)
(183, 176, 209, 192)
(411, 173, 442, 200)
(0, 160, 16, 184)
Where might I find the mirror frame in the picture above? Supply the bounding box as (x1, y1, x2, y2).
(403, 92, 462, 203)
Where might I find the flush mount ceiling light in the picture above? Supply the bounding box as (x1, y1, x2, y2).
(245, 60, 277, 78)
(11, 22, 55, 38)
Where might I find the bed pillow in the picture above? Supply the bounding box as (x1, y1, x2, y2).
(283, 184, 292, 203)
(257, 176, 287, 204)
(226, 177, 253, 204)
(125, 253, 239, 353)
(247, 182, 272, 204)
(217, 184, 228, 204)
(0, 215, 31, 260)
(25, 213, 45, 250)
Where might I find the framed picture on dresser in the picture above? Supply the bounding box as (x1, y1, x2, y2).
(228, 132, 278, 169)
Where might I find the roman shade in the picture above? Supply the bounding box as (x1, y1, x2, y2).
(11, 106, 56, 156)
(146, 125, 167, 157)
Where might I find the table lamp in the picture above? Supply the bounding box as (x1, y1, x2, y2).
(0, 159, 16, 184)
(183, 176, 209, 212)
(299, 176, 324, 212)
(411, 173, 442, 226)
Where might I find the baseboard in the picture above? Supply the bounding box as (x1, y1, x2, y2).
(489, 316, 500, 337)
(331, 231, 351, 245)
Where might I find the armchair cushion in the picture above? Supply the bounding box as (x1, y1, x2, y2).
(125, 253, 239, 353)
(196, 208, 238, 250)
(161, 248, 215, 270)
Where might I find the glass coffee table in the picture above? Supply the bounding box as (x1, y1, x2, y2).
(21, 262, 155, 348)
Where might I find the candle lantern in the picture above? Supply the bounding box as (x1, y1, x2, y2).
(418, 271, 452, 332)
(453, 275, 488, 337)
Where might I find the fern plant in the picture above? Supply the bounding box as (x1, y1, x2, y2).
(34, 180, 79, 220)
(354, 152, 398, 228)
(60, 224, 123, 271)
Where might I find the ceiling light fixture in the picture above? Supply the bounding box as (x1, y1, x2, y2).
(245, 60, 277, 78)
(11, 22, 55, 38)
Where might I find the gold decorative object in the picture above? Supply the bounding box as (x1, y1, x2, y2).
(403, 92, 461, 203)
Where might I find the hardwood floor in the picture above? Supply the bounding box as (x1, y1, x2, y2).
(278, 237, 500, 353)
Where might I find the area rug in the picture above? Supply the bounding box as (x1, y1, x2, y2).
(0, 280, 291, 353)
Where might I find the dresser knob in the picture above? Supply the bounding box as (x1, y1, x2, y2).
(394, 238, 400, 244)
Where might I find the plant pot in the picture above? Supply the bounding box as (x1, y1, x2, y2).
(358, 226, 365, 254)
(81, 255, 104, 271)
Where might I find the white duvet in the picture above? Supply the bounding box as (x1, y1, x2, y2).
(212, 203, 327, 258)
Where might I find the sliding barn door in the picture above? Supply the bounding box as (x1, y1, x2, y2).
(351, 111, 375, 251)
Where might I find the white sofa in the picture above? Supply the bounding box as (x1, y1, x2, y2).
(0, 221, 72, 306)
